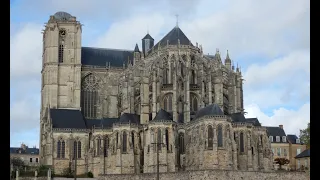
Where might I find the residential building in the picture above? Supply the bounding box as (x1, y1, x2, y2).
(295, 149, 310, 170)
(10, 143, 40, 167)
(266, 125, 289, 170)
(287, 135, 307, 170)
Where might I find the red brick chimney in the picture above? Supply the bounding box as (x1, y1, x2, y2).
(279, 125, 283, 129)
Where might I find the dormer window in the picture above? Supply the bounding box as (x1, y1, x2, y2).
(269, 136, 273, 142)
(276, 136, 280, 142)
(296, 139, 300, 144)
(282, 136, 286, 143)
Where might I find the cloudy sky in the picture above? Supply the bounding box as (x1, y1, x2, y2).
(10, 0, 310, 147)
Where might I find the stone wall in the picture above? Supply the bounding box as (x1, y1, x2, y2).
(97, 170, 309, 180)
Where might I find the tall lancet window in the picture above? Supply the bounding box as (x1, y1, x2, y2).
(218, 125, 223, 147)
(58, 29, 66, 63)
(190, 70, 196, 84)
(73, 140, 81, 159)
(190, 94, 198, 112)
(81, 74, 99, 119)
(165, 129, 169, 151)
(240, 132, 244, 152)
(157, 128, 162, 151)
(162, 94, 173, 112)
(122, 131, 127, 153)
(208, 125, 213, 149)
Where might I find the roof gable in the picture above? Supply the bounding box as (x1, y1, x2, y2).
(153, 27, 193, 49)
(50, 109, 87, 129)
(152, 109, 173, 122)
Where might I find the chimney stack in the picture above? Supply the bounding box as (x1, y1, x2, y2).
(279, 125, 283, 129)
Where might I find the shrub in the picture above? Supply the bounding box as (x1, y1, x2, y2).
(87, 171, 94, 178)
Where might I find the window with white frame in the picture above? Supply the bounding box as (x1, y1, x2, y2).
(276, 136, 280, 142)
(297, 148, 301, 155)
(297, 160, 300, 169)
(305, 159, 308, 168)
(272, 148, 275, 155)
(277, 148, 281, 156)
(284, 148, 287, 156)
(296, 139, 300, 144)
(269, 136, 273, 142)
(282, 136, 286, 142)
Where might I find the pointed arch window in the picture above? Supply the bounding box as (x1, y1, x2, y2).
(157, 128, 162, 151)
(131, 132, 135, 149)
(208, 125, 213, 149)
(190, 94, 198, 112)
(57, 140, 61, 158)
(57, 140, 65, 158)
(165, 129, 169, 151)
(178, 132, 185, 154)
(73, 140, 81, 159)
(163, 68, 169, 84)
(122, 131, 127, 153)
(162, 94, 173, 112)
(81, 74, 99, 119)
(240, 132, 244, 152)
(96, 137, 102, 156)
(104, 136, 109, 157)
(190, 70, 196, 84)
(218, 125, 223, 147)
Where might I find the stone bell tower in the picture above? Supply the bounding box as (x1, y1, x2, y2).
(40, 12, 82, 163)
(40, 11, 82, 112)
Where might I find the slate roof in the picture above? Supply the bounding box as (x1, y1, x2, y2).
(194, 104, 224, 120)
(230, 112, 246, 123)
(152, 109, 173, 122)
(287, 134, 303, 145)
(295, 149, 310, 159)
(53, 11, 73, 21)
(119, 113, 140, 124)
(245, 118, 261, 126)
(50, 109, 87, 129)
(265, 126, 287, 143)
(153, 27, 193, 49)
(81, 47, 133, 67)
(10, 147, 39, 155)
(142, 33, 154, 40)
(134, 44, 140, 52)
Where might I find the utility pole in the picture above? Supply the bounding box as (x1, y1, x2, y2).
(151, 142, 164, 180)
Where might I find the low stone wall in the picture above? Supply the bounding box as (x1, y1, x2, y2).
(98, 170, 309, 180)
(17, 178, 96, 180)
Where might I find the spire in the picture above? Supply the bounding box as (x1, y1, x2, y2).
(175, 14, 179, 28)
(134, 43, 140, 52)
(226, 50, 230, 60)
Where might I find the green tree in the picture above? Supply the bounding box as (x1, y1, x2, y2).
(10, 157, 25, 168)
(299, 122, 310, 148)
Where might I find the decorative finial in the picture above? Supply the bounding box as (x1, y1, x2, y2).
(226, 50, 230, 59)
(147, 24, 149, 34)
(175, 14, 179, 28)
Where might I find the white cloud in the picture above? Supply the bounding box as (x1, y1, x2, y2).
(10, 98, 40, 134)
(245, 103, 310, 135)
(10, 23, 43, 79)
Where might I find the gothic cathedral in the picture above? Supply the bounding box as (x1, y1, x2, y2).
(40, 12, 273, 176)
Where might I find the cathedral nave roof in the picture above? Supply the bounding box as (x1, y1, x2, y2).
(194, 104, 224, 120)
